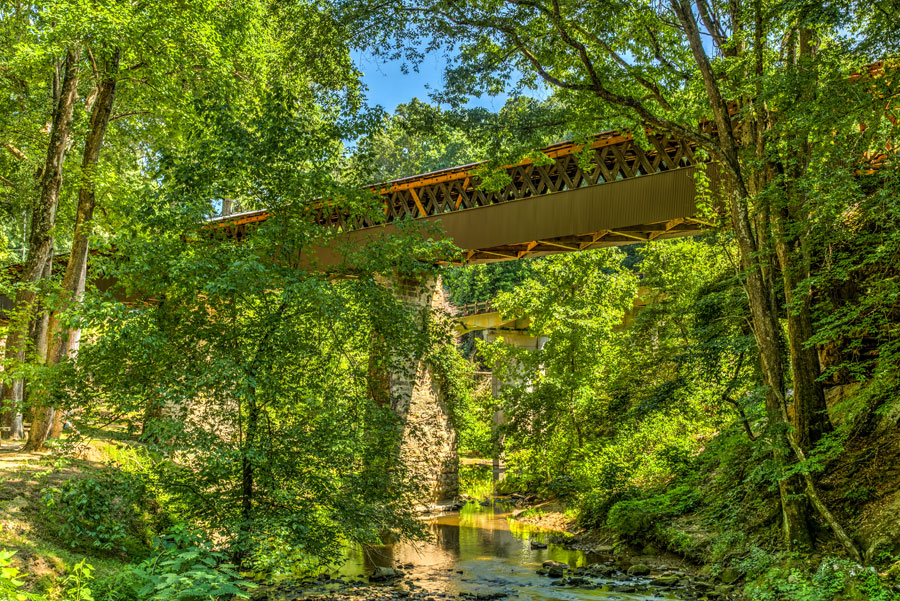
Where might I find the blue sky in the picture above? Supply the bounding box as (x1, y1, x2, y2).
(352, 48, 515, 113)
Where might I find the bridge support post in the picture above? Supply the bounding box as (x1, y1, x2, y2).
(483, 329, 547, 484)
(491, 407, 507, 483)
(380, 276, 458, 508)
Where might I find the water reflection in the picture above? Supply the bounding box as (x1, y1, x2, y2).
(340, 501, 676, 601)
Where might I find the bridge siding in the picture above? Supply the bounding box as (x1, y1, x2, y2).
(309, 166, 705, 265)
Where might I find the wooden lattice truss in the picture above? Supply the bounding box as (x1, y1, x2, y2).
(212, 129, 714, 260)
(335, 131, 701, 228)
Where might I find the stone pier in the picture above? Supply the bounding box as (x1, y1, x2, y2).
(381, 276, 459, 507)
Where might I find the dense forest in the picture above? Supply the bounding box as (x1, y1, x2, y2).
(0, 0, 899, 600)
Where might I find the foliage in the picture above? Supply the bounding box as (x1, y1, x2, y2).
(123, 527, 255, 601)
(41, 470, 158, 555)
(444, 261, 538, 306)
(605, 485, 700, 537)
(352, 97, 571, 184)
(425, 315, 495, 457)
(0, 550, 35, 601)
(458, 465, 493, 500)
(2, 0, 899, 584)
(805, 166, 900, 433)
(0, 551, 94, 601)
(464, 239, 744, 530)
(354, 0, 900, 559)
(60, 560, 94, 601)
(0, 0, 334, 253)
(744, 558, 899, 601)
(477, 250, 639, 486)
(58, 79, 456, 569)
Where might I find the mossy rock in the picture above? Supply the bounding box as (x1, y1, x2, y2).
(834, 581, 872, 601)
(627, 564, 650, 576)
(719, 566, 741, 584)
(641, 544, 660, 556)
(650, 575, 679, 586)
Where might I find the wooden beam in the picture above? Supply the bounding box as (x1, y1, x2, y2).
(476, 249, 519, 260)
(455, 176, 471, 209)
(517, 240, 539, 258)
(536, 239, 580, 251)
(687, 217, 717, 228)
(649, 217, 684, 240)
(580, 230, 609, 249)
(609, 230, 649, 242)
(409, 188, 427, 217)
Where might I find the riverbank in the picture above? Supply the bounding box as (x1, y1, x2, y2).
(493, 423, 900, 599)
(3, 425, 899, 601)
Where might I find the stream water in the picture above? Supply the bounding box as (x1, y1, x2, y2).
(335, 501, 681, 601)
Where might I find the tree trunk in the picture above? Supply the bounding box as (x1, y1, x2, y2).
(731, 192, 814, 550)
(141, 398, 165, 442)
(241, 392, 257, 531)
(28, 50, 119, 452)
(773, 217, 833, 451)
(235, 300, 286, 565)
(24, 254, 56, 451)
(1, 381, 25, 440)
(771, 29, 833, 452)
(50, 409, 64, 439)
(4, 49, 80, 447)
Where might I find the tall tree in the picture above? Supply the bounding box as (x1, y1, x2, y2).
(64, 60, 445, 566)
(28, 47, 120, 448)
(1, 47, 80, 441)
(350, 0, 896, 556)
(3, 0, 359, 450)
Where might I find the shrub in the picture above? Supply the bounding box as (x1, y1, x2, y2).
(0, 550, 94, 601)
(710, 530, 748, 563)
(459, 464, 493, 499)
(744, 558, 899, 601)
(41, 469, 159, 555)
(541, 474, 582, 500)
(0, 549, 37, 601)
(604, 484, 700, 537)
(576, 484, 638, 529)
(123, 526, 256, 601)
(735, 546, 776, 580)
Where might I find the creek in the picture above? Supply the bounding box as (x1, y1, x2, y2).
(333, 501, 682, 601)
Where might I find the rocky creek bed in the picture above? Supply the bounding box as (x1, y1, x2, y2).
(252, 558, 739, 601)
(250, 501, 740, 601)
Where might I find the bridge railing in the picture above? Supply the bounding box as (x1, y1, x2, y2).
(323, 131, 699, 232)
(455, 300, 496, 317)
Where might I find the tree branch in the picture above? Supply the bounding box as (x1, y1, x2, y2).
(719, 350, 758, 440)
(644, 27, 693, 81)
(696, 0, 729, 55)
(3, 142, 27, 161)
(671, 0, 746, 191)
(0, 173, 16, 189)
(490, 10, 722, 153)
(509, 0, 676, 111)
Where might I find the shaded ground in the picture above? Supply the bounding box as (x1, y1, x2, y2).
(0, 436, 136, 591)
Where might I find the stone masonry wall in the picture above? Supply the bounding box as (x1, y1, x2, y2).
(388, 276, 459, 506)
